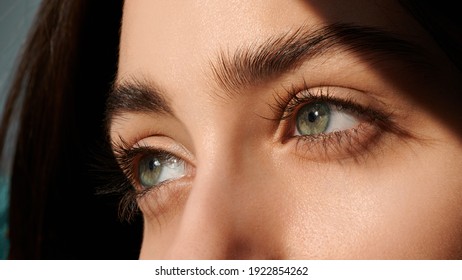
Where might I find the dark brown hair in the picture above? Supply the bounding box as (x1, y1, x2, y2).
(0, 0, 460, 259)
(0, 0, 141, 259)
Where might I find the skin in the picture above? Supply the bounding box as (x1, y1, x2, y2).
(110, 0, 462, 259)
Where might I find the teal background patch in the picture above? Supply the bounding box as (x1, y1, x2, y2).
(0, 0, 42, 259)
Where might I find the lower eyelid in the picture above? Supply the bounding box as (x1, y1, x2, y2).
(136, 177, 192, 221)
(290, 121, 384, 162)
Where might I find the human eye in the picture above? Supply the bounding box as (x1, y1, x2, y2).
(273, 86, 401, 160)
(137, 151, 185, 188)
(110, 139, 193, 220)
(294, 101, 358, 136)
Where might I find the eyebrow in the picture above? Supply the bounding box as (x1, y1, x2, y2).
(106, 77, 172, 121)
(211, 22, 430, 94)
(107, 22, 430, 121)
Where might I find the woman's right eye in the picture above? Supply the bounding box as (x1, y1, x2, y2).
(138, 153, 186, 188)
(110, 140, 192, 220)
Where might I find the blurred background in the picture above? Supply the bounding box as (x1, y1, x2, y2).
(0, 0, 42, 260)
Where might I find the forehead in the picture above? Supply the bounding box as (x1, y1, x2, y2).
(118, 0, 420, 85)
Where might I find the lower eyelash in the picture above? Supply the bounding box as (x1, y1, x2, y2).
(292, 122, 383, 162)
(109, 138, 189, 221)
(96, 138, 164, 221)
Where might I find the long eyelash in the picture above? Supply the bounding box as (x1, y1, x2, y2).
(90, 139, 141, 223)
(112, 139, 183, 219)
(294, 125, 379, 163)
(93, 137, 168, 222)
(271, 82, 389, 123)
(267, 81, 414, 161)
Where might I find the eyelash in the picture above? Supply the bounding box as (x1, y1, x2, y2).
(109, 84, 404, 220)
(270, 84, 397, 159)
(274, 87, 383, 121)
(103, 140, 184, 221)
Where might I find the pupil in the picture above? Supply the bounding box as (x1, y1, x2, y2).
(148, 159, 155, 170)
(308, 111, 318, 122)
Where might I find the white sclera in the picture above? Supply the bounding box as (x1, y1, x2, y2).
(295, 103, 359, 136)
(139, 155, 186, 188)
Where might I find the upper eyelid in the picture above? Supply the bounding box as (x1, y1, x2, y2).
(269, 85, 384, 121)
(114, 141, 184, 167)
(114, 144, 187, 186)
(112, 132, 195, 160)
(286, 93, 381, 119)
(269, 84, 404, 139)
(286, 86, 417, 140)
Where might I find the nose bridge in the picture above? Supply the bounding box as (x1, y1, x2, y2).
(166, 172, 234, 258)
(164, 127, 242, 258)
(164, 117, 284, 259)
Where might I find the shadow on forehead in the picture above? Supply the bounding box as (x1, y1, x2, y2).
(294, 0, 462, 138)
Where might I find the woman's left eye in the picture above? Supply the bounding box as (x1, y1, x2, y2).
(295, 101, 358, 136)
(274, 87, 394, 159)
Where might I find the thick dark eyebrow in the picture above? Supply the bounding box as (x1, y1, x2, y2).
(107, 22, 430, 121)
(106, 78, 172, 121)
(211, 22, 431, 94)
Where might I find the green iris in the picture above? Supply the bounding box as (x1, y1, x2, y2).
(138, 155, 162, 187)
(296, 102, 330, 135)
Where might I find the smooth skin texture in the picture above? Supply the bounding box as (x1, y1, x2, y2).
(109, 0, 462, 259)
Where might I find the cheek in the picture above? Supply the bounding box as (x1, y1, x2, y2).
(138, 207, 181, 259)
(277, 142, 462, 259)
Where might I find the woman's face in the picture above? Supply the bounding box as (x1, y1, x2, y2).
(109, 0, 462, 259)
